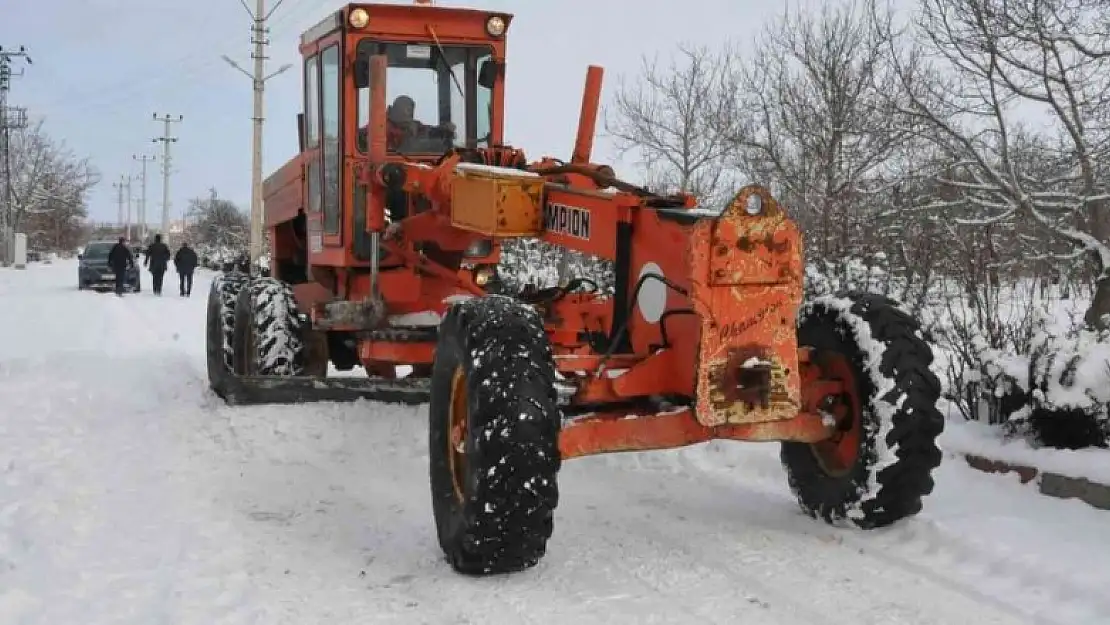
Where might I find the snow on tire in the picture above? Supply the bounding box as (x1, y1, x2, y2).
(206, 271, 249, 395)
(781, 292, 944, 529)
(233, 277, 308, 377)
(428, 295, 561, 575)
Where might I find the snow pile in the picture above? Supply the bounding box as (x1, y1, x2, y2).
(1020, 326, 1110, 448)
(940, 418, 1110, 484)
(941, 303, 1110, 449)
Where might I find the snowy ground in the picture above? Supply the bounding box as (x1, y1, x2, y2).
(2, 260, 1109, 625)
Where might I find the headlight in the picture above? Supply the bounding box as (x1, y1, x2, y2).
(349, 8, 369, 28)
(464, 239, 493, 258)
(473, 265, 496, 286)
(485, 15, 506, 37)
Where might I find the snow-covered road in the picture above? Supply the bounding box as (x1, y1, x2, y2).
(2, 260, 1107, 624)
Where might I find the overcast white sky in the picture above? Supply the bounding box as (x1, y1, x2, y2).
(4, 0, 796, 223)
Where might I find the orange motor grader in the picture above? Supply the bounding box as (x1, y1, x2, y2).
(205, 2, 944, 575)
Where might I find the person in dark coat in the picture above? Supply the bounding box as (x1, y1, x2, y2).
(106, 237, 134, 297)
(174, 241, 199, 297)
(144, 234, 172, 295)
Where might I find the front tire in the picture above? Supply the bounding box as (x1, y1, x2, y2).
(781, 292, 944, 529)
(232, 277, 315, 377)
(206, 271, 249, 397)
(428, 295, 561, 575)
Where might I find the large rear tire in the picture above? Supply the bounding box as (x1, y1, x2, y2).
(232, 277, 317, 377)
(781, 292, 944, 529)
(206, 271, 250, 398)
(428, 295, 561, 575)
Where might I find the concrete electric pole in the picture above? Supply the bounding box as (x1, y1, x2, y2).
(133, 153, 156, 242)
(222, 0, 292, 272)
(112, 176, 126, 236)
(152, 113, 182, 245)
(124, 175, 133, 241)
(0, 45, 31, 266)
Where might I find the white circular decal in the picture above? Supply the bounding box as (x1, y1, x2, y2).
(636, 262, 667, 324)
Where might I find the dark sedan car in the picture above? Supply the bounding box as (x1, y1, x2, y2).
(78, 240, 141, 292)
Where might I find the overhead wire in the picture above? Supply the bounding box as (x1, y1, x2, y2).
(26, 0, 337, 114)
(27, 0, 339, 220)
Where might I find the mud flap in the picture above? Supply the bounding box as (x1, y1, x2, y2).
(689, 186, 805, 428)
(217, 374, 430, 406)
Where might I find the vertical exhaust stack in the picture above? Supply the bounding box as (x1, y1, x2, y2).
(571, 66, 604, 164)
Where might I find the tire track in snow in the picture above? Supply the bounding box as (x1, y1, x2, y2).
(107, 289, 551, 622)
(108, 288, 260, 459)
(557, 457, 1032, 625)
(612, 444, 1105, 625)
(90, 292, 271, 624)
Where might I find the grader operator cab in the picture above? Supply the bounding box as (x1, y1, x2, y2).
(206, 1, 945, 575)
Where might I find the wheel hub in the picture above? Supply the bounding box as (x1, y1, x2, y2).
(447, 366, 469, 503)
(809, 353, 862, 477)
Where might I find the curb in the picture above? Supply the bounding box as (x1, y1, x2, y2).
(963, 453, 1110, 511)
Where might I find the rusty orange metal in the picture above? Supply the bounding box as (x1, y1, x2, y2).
(689, 186, 806, 428)
(559, 407, 835, 460)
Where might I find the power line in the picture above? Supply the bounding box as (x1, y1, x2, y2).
(0, 45, 31, 266)
(223, 0, 292, 269)
(25, 0, 323, 114)
(152, 113, 183, 245)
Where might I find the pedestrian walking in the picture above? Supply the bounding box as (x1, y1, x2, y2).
(174, 241, 199, 297)
(144, 234, 172, 295)
(107, 237, 134, 297)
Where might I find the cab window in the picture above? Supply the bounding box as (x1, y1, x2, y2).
(320, 44, 341, 235)
(355, 40, 493, 154)
(303, 54, 321, 216)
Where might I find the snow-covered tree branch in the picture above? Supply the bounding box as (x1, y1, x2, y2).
(183, 191, 249, 253)
(871, 0, 1110, 327)
(603, 42, 743, 209)
(3, 120, 97, 251)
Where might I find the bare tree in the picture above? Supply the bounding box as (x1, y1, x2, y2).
(6, 121, 98, 242)
(729, 1, 922, 266)
(604, 42, 743, 208)
(21, 171, 89, 251)
(871, 0, 1110, 327)
(185, 191, 249, 251)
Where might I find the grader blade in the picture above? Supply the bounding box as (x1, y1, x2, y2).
(216, 374, 430, 407)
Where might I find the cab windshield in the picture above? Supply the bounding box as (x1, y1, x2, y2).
(356, 40, 493, 155)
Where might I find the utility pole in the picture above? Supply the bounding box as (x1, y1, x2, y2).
(0, 45, 31, 266)
(133, 153, 156, 242)
(124, 175, 133, 241)
(152, 113, 183, 245)
(222, 0, 292, 272)
(112, 176, 126, 236)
